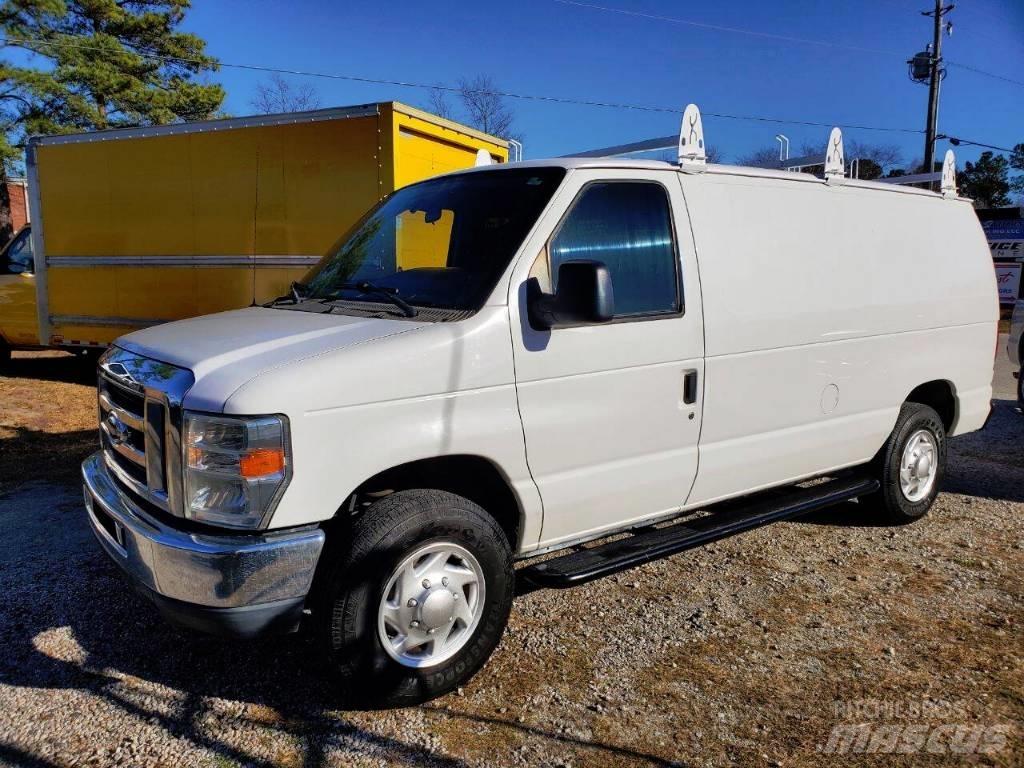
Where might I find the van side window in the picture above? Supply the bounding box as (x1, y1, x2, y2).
(4, 229, 33, 273)
(550, 182, 679, 317)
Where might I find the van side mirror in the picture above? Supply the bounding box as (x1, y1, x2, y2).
(528, 260, 615, 330)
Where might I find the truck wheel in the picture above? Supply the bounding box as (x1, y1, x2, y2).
(866, 402, 946, 524)
(319, 489, 514, 707)
(1018, 367, 1023, 408)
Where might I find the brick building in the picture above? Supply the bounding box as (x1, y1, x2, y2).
(1, 178, 29, 248)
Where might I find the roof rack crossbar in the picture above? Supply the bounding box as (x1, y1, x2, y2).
(778, 153, 826, 170)
(566, 135, 676, 159)
(875, 171, 943, 185)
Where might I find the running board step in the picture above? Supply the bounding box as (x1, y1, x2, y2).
(521, 475, 880, 589)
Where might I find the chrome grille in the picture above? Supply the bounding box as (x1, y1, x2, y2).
(97, 347, 195, 517)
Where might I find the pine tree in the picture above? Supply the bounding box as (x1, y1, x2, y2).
(0, 0, 225, 172)
(958, 151, 1011, 209)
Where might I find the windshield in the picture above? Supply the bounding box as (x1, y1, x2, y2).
(301, 167, 566, 313)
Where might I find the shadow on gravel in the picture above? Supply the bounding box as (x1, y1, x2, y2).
(0, 351, 97, 385)
(789, 499, 886, 528)
(421, 706, 681, 767)
(0, 742, 61, 768)
(944, 398, 1024, 504)
(0, 484, 673, 768)
(0, 426, 97, 495)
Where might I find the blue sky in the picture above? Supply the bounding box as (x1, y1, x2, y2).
(21, 0, 1024, 168)
(182, 0, 1024, 168)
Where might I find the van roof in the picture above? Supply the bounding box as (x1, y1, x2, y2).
(465, 157, 959, 201)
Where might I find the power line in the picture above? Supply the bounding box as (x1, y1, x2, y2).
(0, 34, 924, 133)
(937, 135, 1018, 153)
(944, 61, 1024, 88)
(553, 0, 904, 57)
(554, 0, 1024, 89)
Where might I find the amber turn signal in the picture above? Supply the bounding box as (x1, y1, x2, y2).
(239, 448, 286, 478)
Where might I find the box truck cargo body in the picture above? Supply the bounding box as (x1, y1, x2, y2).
(0, 102, 506, 354)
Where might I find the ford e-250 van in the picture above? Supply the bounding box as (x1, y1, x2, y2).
(81, 108, 997, 706)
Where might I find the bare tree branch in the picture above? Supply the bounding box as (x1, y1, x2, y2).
(846, 140, 902, 173)
(736, 146, 781, 168)
(427, 86, 454, 120)
(457, 74, 515, 139)
(250, 73, 321, 114)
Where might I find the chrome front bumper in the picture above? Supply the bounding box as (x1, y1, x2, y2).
(82, 451, 325, 636)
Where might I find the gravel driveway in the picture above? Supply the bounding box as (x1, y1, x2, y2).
(0, 346, 1020, 767)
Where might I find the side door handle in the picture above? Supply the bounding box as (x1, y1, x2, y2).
(683, 369, 698, 405)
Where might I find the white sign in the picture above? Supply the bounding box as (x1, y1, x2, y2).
(995, 262, 1021, 304)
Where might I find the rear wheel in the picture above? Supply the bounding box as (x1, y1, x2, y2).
(319, 489, 514, 707)
(866, 402, 946, 524)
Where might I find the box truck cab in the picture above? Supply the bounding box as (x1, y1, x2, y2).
(0, 226, 39, 361)
(81, 108, 997, 707)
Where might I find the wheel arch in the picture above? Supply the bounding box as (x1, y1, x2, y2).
(904, 379, 957, 433)
(334, 454, 526, 553)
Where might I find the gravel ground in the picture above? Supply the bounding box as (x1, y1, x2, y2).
(0, 345, 1021, 767)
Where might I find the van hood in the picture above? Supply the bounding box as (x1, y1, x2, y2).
(116, 307, 425, 411)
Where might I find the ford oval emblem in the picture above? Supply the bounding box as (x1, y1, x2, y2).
(106, 412, 131, 446)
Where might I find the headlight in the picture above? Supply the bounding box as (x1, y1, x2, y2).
(183, 412, 291, 529)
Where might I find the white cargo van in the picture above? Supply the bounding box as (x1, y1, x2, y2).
(81, 108, 997, 706)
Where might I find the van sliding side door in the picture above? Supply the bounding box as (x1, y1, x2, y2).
(510, 169, 706, 549)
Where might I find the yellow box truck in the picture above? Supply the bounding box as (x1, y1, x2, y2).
(0, 101, 507, 362)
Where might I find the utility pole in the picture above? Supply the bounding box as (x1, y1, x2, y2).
(922, 1, 954, 177)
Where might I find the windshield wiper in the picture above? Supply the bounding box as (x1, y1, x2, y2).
(320, 281, 418, 318)
(263, 281, 310, 307)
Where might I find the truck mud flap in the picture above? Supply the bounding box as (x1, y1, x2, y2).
(521, 475, 880, 589)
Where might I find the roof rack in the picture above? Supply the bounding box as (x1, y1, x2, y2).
(564, 103, 957, 196)
(873, 149, 957, 196)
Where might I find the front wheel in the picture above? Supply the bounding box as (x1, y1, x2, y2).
(866, 402, 947, 524)
(319, 489, 514, 707)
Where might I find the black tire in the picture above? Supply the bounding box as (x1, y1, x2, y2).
(319, 489, 514, 707)
(1017, 366, 1023, 409)
(0, 343, 9, 370)
(865, 402, 947, 524)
